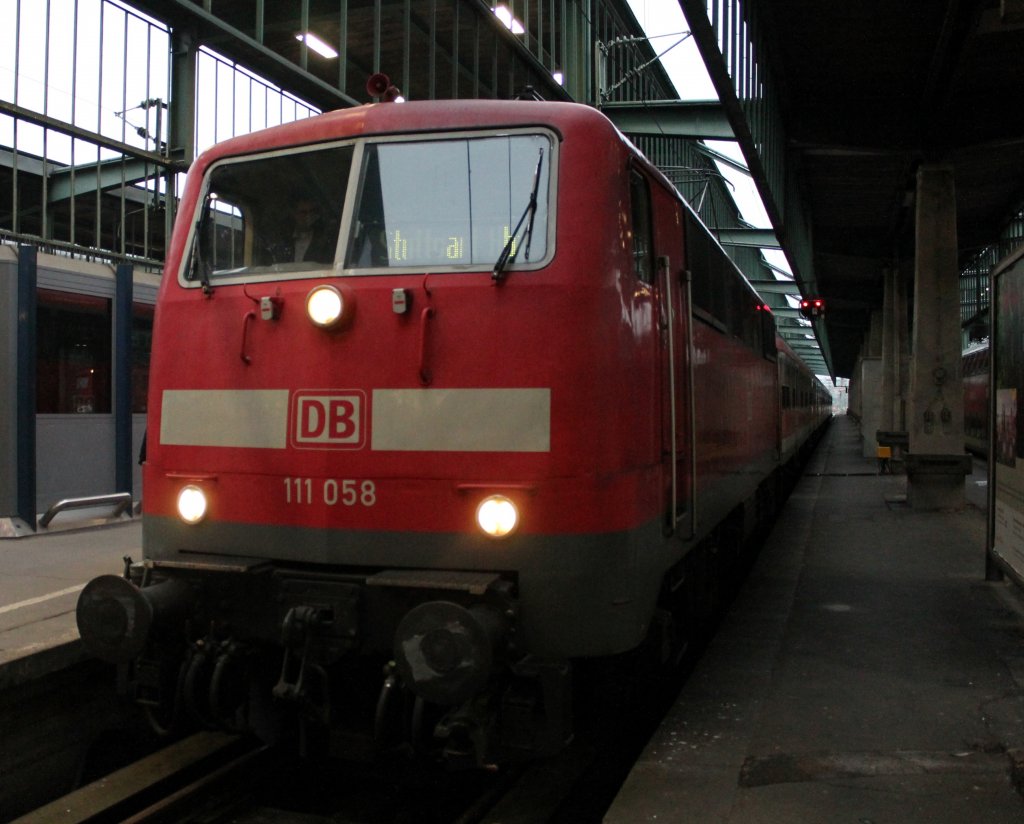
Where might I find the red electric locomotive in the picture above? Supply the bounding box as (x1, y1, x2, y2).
(78, 95, 830, 765)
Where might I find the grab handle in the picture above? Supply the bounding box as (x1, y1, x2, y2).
(418, 307, 435, 385)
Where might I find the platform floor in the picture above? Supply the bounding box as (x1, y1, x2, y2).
(605, 414, 1024, 823)
(0, 517, 140, 688)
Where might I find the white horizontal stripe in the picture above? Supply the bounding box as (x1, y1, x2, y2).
(161, 389, 289, 448)
(0, 584, 84, 615)
(371, 388, 550, 452)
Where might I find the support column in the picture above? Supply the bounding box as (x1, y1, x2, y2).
(881, 268, 897, 430)
(0, 256, 18, 533)
(114, 264, 134, 495)
(167, 28, 197, 239)
(860, 309, 884, 458)
(877, 266, 911, 465)
(848, 354, 863, 420)
(1, 247, 37, 536)
(896, 261, 911, 430)
(907, 165, 970, 508)
(169, 29, 196, 166)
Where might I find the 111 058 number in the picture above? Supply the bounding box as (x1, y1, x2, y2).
(284, 477, 377, 507)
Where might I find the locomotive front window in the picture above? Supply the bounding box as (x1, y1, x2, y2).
(345, 133, 551, 271)
(181, 131, 553, 287)
(186, 145, 354, 283)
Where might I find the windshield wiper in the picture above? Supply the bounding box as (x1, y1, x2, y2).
(493, 148, 545, 283)
(186, 219, 214, 295)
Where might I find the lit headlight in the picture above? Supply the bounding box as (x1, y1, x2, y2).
(475, 495, 519, 538)
(177, 485, 208, 525)
(306, 284, 344, 327)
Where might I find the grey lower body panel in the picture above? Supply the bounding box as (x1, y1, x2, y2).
(143, 514, 670, 659)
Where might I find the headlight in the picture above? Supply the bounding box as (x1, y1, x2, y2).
(306, 284, 344, 327)
(475, 495, 519, 538)
(177, 485, 208, 524)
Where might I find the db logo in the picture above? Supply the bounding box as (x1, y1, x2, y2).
(291, 391, 365, 449)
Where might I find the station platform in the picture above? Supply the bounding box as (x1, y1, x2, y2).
(0, 517, 140, 689)
(605, 414, 1024, 822)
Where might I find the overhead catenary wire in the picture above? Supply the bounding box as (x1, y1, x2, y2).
(599, 31, 693, 101)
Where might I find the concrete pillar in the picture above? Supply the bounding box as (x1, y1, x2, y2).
(860, 355, 884, 458)
(848, 349, 864, 421)
(881, 268, 897, 431)
(857, 309, 885, 457)
(878, 266, 911, 463)
(896, 261, 911, 430)
(867, 308, 884, 358)
(907, 165, 970, 508)
(877, 268, 903, 465)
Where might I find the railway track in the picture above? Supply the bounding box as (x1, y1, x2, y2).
(10, 731, 265, 824)
(9, 730, 511, 823)
(9, 588, 714, 824)
(11, 658, 684, 824)
(7, 550, 735, 824)
(11, 552, 721, 824)
(12, 738, 550, 824)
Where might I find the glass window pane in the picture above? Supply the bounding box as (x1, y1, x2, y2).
(187, 145, 354, 281)
(132, 303, 154, 413)
(37, 289, 112, 414)
(346, 134, 551, 270)
(630, 171, 653, 284)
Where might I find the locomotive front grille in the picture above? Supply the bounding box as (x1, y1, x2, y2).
(366, 569, 502, 595)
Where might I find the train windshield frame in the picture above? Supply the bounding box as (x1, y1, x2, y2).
(179, 128, 557, 288)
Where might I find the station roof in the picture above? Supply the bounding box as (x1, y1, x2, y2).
(100, 1, 1024, 378)
(754, 0, 1024, 376)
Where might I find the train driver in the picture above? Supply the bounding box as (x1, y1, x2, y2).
(287, 198, 336, 264)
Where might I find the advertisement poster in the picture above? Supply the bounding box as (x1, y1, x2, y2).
(992, 247, 1024, 583)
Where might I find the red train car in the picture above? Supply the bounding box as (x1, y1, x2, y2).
(778, 338, 833, 467)
(78, 97, 830, 765)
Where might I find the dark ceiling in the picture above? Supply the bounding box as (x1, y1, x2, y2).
(757, 0, 1024, 376)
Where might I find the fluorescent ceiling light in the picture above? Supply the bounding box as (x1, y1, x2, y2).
(552, 71, 564, 85)
(492, 5, 526, 35)
(296, 32, 339, 59)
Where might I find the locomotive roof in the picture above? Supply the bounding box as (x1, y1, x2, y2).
(177, 98, 777, 359)
(192, 99, 619, 167)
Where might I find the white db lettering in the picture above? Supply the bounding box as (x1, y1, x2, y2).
(292, 392, 364, 449)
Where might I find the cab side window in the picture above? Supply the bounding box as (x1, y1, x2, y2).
(630, 170, 654, 284)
